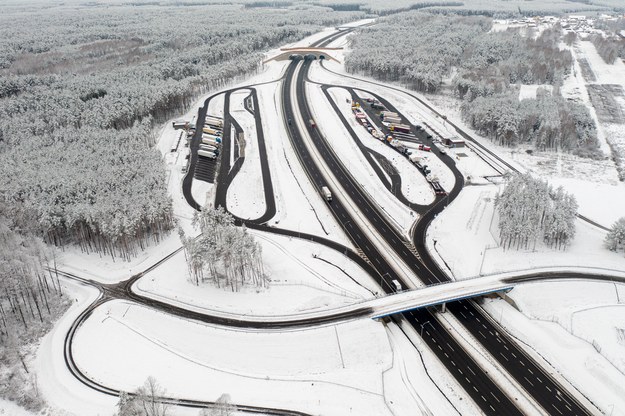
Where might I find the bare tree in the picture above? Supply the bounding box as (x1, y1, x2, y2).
(199, 393, 237, 416)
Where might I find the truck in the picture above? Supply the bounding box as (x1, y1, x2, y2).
(202, 133, 222, 143)
(392, 279, 402, 292)
(201, 137, 220, 147)
(390, 124, 411, 133)
(205, 117, 223, 128)
(382, 117, 401, 124)
(380, 111, 399, 119)
(383, 116, 402, 125)
(321, 186, 332, 202)
(199, 144, 218, 152)
(409, 153, 424, 164)
(197, 149, 217, 159)
(426, 173, 438, 183)
(431, 181, 446, 195)
(172, 119, 188, 129)
(203, 127, 221, 136)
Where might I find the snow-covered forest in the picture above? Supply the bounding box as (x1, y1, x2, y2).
(496, 174, 578, 250)
(181, 207, 266, 291)
(317, 0, 622, 16)
(0, 202, 68, 411)
(462, 89, 600, 157)
(346, 12, 602, 158)
(0, 1, 362, 260)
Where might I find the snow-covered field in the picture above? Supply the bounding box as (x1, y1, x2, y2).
(134, 230, 377, 316)
(72, 300, 394, 416)
(226, 89, 267, 219)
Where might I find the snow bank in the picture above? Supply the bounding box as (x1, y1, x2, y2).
(227, 89, 267, 219)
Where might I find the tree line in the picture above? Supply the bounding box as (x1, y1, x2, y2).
(116, 376, 236, 416)
(462, 89, 601, 157)
(496, 173, 577, 250)
(0, 202, 67, 411)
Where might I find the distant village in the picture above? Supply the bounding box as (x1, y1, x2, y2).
(495, 13, 625, 39)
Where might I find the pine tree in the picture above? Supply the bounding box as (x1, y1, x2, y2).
(605, 217, 625, 255)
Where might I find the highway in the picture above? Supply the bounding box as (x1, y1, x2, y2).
(283, 59, 522, 415)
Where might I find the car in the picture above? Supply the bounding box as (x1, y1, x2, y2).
(426, 134, 433, 139)
(439, 148, 447, 155)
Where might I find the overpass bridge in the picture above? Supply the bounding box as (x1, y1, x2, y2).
(264, 47, 342, 64)
(366, 275, 513, 319)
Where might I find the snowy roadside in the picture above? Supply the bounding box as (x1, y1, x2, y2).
(72, 299, 395, 416)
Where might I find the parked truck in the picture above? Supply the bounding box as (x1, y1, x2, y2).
(380, 111, 399, 119)
(390, 123, 411, 133)
(321, 186, 332, 202)
(199, 144, 218, 152)
(197, 149, 217, 159)
(201, 137, 220, 147)
(203, 127, 221, 136)
(205, 117, 223, 128)
(383, 116, 402, 125)
(202, 133, 222, 143)
(409, 153, 425, 164)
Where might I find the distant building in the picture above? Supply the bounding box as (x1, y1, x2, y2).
(172, 119, 188, 129)
(443, 137, 465, 148)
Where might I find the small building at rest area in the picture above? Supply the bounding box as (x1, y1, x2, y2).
(172, 119, 189, 129)
(442, 137, 465, 148)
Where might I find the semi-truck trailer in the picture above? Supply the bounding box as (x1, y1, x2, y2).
(383, 116, 402, 125)
(205, 117, 223, 128)
(201, 137, 220, 147)
(380, 111, 399, 119)
(202, 133, 222, 142)
(202, 127, 221, 136)
(390, 124, 411, 133)
(197, 149, 217, 159)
